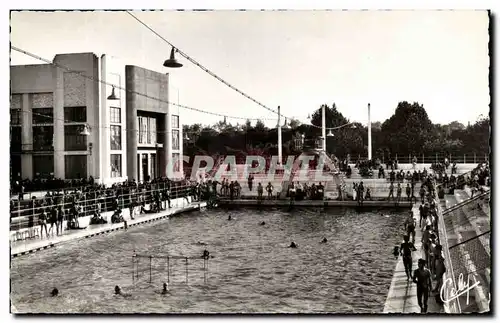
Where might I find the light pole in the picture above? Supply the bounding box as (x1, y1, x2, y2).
(322, 104, 327, 152)
(277, 106, 282, 165)
(368, 103, 372, 160)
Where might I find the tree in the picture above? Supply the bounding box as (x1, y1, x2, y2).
(381, 101, 434, 155)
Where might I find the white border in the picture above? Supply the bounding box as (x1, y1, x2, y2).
(3, 1, 497, 323)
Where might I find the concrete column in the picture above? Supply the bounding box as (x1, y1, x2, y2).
(165, 112, 172, 178)
(368, 103, 372, 160)
(53, 68, 65, 179)
(20, 94, 33, 179)
(178, 118, 184, 178)
(322, 105, 326, 152)
(277, 106, 282, 165)
(126, 91, 138, 181)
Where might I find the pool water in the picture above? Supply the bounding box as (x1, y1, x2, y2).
(10, 207, 403, 313)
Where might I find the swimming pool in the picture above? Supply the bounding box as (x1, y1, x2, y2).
(10, 207, 403, 313)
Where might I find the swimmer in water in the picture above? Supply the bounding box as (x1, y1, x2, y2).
(321, 237, 328, 243)
(114, 285, 131, 297)
(51, 288, 59, 297)
(260, 221, 266, 225)
(197, 241, 207, 246)
(228, 215, 232, 221)
(289, 241, 298, 248)
(161, 282, 169, 295)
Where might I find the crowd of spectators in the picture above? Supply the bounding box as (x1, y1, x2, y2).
(10, 177, 199, 235)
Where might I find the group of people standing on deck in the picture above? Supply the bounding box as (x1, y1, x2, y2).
(397, 179, 447, 313)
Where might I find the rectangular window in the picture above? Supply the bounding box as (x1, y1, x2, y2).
(136, 116, 140, 143)
(32, 108, 53, 124)
(110, 125, 122, 150)
(139, 116, 148, 144)
(64, 125, 87, 151)
(64, 155, 87, 179)
(172, 115, 179, 129)
(110, 107, 121, 123)
(146, 117, 151, 144)
(33, 155, 54, 178)
(172, 130, 180, 150)
(10, 109, 21, 125)
(32, 126, 54, 151)
(172, 153, 180, 172)
(110, 154, 122, 178)
(151, 153, 156, 179)
(10, 127, 22, 152)
(150, 117, 157, 144)
(64, 106, 87, 123)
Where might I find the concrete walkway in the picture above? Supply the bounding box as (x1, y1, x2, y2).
(383, 203, 444, 314)
(10, 201, 207, 258)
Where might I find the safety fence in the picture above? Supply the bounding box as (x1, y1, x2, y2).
(439, 191, 491, 313)
(352, 153, 488, 165)
(10, 182, 195, 231)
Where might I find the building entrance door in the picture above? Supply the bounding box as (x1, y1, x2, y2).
(142, 154, 149, 182)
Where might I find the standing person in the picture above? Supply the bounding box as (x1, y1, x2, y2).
(406, 183, 411, 201)
(433, 245, 446, 297)
(257, 183, 264, 200)
(405, 212, 416, 244)
(57, 205, 64, 236)
(39, 208, 48, 238)
(413, 259, 432, 313)
(388, 182, 394, 201)
(247, 174, 254, 192)
(422, 225, 432, 263)
(400, 235, 415, 280)
(266, 182, 274, 200)
(396, 183, 402, 204)
(49, 206, 58, 236)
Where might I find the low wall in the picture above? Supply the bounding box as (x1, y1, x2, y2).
(10, 196, 193, 241)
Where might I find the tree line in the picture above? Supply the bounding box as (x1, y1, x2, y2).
(182, 101, 490, 161)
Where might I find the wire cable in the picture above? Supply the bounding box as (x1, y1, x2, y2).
(11, 46, 277, 123)
(126, 11, 358, 131)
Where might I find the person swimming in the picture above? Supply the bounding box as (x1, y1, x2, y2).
(197, 241, 207, 246)
(321, 238, 328, 243)
(161, 282, 169, 295)
(393, 246, 400, 259)
(260, 221, 266, 225)
(203, 249, 210, 259)
(51, 288, 59, 297)
(228, 215, 232, 221)
(114, 285, 131, 297)
(289, 241, 298, 248)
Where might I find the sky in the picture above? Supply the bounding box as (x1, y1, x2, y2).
(10, 10, 490, 128)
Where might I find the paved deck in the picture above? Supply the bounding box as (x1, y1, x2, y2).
(219, 199, 412, 208)
(10, 201, 207, 258)
(383, 203, 444, 314)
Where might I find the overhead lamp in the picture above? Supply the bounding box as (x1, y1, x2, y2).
(351, 124, 357, 129)
(163, 47, 183, 68)
(327, 130, 334, 137)
(107, 86, 119, 100)
(80, 124, 91, 136)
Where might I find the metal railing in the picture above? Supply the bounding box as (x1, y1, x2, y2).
(10, 182, 195, 231)
(351, 153, 488, 165)
(439, 190, 491, 313)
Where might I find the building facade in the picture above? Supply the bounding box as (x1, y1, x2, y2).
(10, 52, 183, 184)
(125, 65, 183, 182)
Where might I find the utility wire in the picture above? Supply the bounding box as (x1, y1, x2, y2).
(11, 46, 277, 123)
(126, 11, 358, 131)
